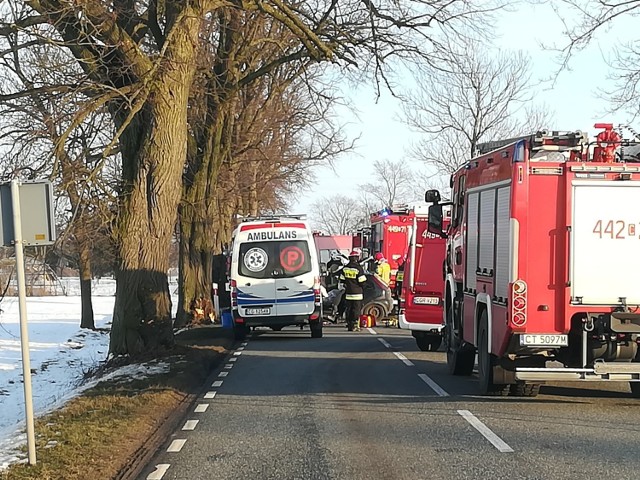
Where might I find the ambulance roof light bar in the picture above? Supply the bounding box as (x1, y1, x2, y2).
(238, 213, 307, 223)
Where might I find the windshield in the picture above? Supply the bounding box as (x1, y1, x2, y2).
(239, 241, 312, 279)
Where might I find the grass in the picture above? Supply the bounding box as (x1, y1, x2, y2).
(2, 327, 232, 480)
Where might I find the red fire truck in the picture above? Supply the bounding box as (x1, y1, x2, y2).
(398, 205, 450, 351)
(427, 124, 640, 397)
(364, 205, 414, 291)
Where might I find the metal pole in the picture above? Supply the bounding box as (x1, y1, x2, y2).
(11, 180, 36, 465)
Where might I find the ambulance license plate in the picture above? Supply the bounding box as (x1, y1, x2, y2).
(245, 308, 270, 315)
(519, 334, 568, 347)
(413, 296, 439, 305)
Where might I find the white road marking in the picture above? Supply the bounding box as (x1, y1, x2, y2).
(233, 351, 242, 356)
(147, 464, 170, 480)
(418, 373, 450, 397)
(194, 404, 209, 413)
(457, 410, 514, 453)
(393, 351, 415, 366)
(237, 347, 245, 351)
(167, 439, 187, 453)
(204, 391, 217, 399)
(241, 342, 248, 346)
(224, 364, 233, 369)
(367, 327, 377, 335)
(378, 338, 392, 348)
(218, 371, 229, 377)
(229, 357, 238, 362)
(212, 380, 223, 387)
(182, 420, 199, 431)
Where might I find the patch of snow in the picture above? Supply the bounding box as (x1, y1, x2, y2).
(0, 277, 180, 470)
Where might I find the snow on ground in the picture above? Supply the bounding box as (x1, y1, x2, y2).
(0, 277, 179, 469)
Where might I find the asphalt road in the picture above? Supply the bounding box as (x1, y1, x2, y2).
(139, 325, 640, 480)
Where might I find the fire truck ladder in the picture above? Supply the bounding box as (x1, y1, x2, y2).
(476, 130, 589, 156)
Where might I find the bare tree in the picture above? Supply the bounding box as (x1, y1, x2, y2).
(361, 159, 417, 207)
(0, 33, 118, 330)
(312, 195, 366, 235)
(554, 0, 640, 118)
(0, 0, 503, 356)
(403, 39, 553, 176)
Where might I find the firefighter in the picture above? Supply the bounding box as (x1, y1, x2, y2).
(339, 250, 367, 332)
(374, 252, 391, 285)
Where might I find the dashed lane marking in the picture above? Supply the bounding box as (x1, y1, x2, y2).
(229, 357, 238, 362)
(418, 373, 450, 397)
(167, 439, 187, 453)
(457, 410, 514, 453)
(212, 380, 223, 387)
(204, 392, 218, 400)
(393, 351, 415, 366)
(233, 351, 243, 356)
(367, 328, 377, 334)
(225, 364, 233, 369)
(237, 347, 245, 351)
(219, 371, 229, 377)
(378, 338, 392, 349)
(147, 464, 170, 480)
(241, 342, 248, 346)
(182, 420, 199, 431)
(194, 404, 209, 413)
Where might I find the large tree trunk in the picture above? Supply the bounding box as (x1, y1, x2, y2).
(78, 230, 95, 330)
(109, 11, 201, 356)
(177, 98, 236, 325)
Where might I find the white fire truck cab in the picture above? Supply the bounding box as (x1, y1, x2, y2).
(427, 124, 640, 397)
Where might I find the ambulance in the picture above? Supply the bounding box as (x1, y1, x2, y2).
(229, 215, 323, 340)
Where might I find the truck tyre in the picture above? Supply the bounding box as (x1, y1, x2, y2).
(233, 325, 247, 341)
(510, 382, 541, 397)
(416, 334, 442, 352)
(478, 311, 509, 396)
(310, 321, 323, 338)
(445, 306, 474, 376)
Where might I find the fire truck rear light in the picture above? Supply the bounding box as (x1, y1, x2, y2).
(513, 297, 526, 309)
(235, 317, 244, 324)
(310, 313, 319, 320)
(513, 280, 527, 294)
(512, 313, 526, 327)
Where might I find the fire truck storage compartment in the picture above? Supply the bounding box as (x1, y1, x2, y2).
(465, 183, 511, 299)
(570, 181, 640, 306)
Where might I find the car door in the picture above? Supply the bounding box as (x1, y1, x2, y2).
(236, 241, 277, 317)
(272, 240, 315, 317)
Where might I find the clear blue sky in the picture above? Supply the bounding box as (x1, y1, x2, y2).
(290, 2, 637, 218)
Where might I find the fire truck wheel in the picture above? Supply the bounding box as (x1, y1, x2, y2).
(478, 311, 510, 396)
(445, 311, 474, 376)
(509, 382, 540, 397)
(416, 335, 442, 352)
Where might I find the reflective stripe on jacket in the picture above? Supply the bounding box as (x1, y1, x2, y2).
(339, 261, 367, 299)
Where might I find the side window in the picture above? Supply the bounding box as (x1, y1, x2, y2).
(457, 176, 466, 224)
(452, 175, 466, 228)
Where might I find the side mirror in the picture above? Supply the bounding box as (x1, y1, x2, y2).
(428, 204, 446, 238)
(425, 189, 441, 204)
